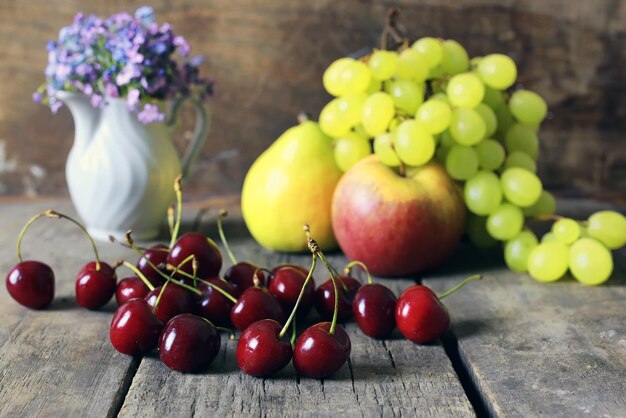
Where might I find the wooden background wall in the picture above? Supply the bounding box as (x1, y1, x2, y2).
(0, 0, 625, 199)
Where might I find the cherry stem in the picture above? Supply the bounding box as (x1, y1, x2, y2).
(108, 236, 168, 253)
(122, 261, 156, 292)
(153, 277, 171, 315)
(290, 318, 297, 346)
(215, 326, 236, 340)
(167, 206, 175, 237)
(344, 260, 373, 285)
(278, 254, 316, 338)
(16, 209, 102, 270)
(318, 251, 348, 291)
(217, 209, 238, 265)
(438, 274, 482, 300)
(165, 265, 238, 303)
(169, 175, 183, 249)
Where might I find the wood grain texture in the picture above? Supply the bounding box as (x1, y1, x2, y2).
(118, 244, 474, 417)
(1, 0, 625, 197)
(422, 200, 626, 417)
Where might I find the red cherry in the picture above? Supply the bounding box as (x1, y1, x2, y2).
(110, 298, 163, 356)
(5, 261, 55, 309)
(137, 243, 169, 285)
(395, 285, 449, 343)
(313, 276, 361, 321)
(224, 262, 265, 296)
(268, 265, 315, 318)
(196, 278, 237, 326)
(236, 319, 292, 377)
(159, 314, 221, 373)
(230, 287, 284, 331)
(145, 284, 194, 323)
(75, 261, 117, 310)
(293, 322, 351, 379)
(167, 232, 222, 278)
(352, 283, 397, 338)
(115, 277, 150, 306)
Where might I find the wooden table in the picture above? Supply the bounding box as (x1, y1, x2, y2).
(0, 198, 624, 417)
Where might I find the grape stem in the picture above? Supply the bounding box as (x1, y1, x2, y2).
(380, 7, 408, 51)
(389, 143, 407, 177)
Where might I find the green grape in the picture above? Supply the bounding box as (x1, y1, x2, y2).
(447, 73, 485, 109)
(494, 104, 515, 136)
(412, 37, 443, 68)
(474, 103, 497, 137)
(466, 214, 499, 248)
(470, 56, 483, 68)
(397, 49, 429, 82)
(587, 210, 626, 249)
(337, 93, 367, 127)
(322, 57, 353, 96)
(504, 229, 538, 272)
(527, 242, 569, 282)
(368, 50, 398, 81)
(374, 132, 400, 167)
(415, 99, 452, 134)
(366, 77, 383, 94)
(475, 139, 505, 170)
(503, 151, 537, 172)
(435, 145, 451, 164)
(477, 54, 517, 90)
(569, 238, 613, 285)
(429, 92, 450, 104)
(439, 130, 455, 148)
(505, 124, 539, 159)
(450, 108, 486, 145)
(541, 232, 557, 243)
(509, 89, 548, 126)
(386, 79, 424, 115)
(482, 86, 505, 109)
(440, 39, 469, 75)
(319, 99, 351, 138)
(340, 60, 372, 94)
(388, 116, 403, 132)
(464, 170, 503, 215)
(486, 203, 524, 240)
(522, 190, 556, 217)
(552, 218, 581, 245)
(334, 132, 372, 172)
(393, 120, 435, 166)
(361, 92, 395, 136)
(353, 124, 370, 139)
(445, 145, 479, 180)
(500, 167, 543, 207)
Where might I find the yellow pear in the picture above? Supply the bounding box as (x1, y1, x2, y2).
(242, 119, 342, 252)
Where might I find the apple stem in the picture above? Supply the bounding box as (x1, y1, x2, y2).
(167, 205, 175, 237)
(165, 264, 238, 303)
(216, 209, 238, 265)
(438, 274, 482, 300)
(278, 254, 316, 338)
(169, 175, 184, 249)
(344, 260, 373, 285)
(152, 277, 171, 315)
(122, 261, 156, 292)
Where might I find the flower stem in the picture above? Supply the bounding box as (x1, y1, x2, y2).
(344, 260, 373, 284)
(438, 274, 482, 300)
(278, 254, 316, 338)
(217, 209, 238, 265)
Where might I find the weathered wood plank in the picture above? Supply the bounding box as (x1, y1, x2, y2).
(423, 201, 626, 417)
(119, 240, 474, 417)
(0, 199, 140, 417)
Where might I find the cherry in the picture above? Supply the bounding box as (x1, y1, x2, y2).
(314, 275, 361, 321)
(230, 287, 284, 331)
(269, 265, 315, 317)
(352, 284, 397, 338)
(159, 314, 221, 373)
(137, 243, 169, 286)
(236, 319, 292, 377)
(224, 262, 266, 296)
(116, 276, 150, 306)
(75, 261, 117, 310)
(196, 278, 238, 326)
(5, 261, 54, 309)
(110, 298, 163, 356)
(167, 232, 222, 278)
(145, 284, 194, 323)
(395, 275, 480, 343)
(293, 322, 351, 378)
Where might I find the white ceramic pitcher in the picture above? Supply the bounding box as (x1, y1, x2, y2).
(57, 91, 210, 241)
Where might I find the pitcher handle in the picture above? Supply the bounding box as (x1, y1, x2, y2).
(167, 97, 211, 183)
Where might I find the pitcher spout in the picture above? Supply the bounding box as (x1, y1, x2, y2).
(56, 91, 100, 152)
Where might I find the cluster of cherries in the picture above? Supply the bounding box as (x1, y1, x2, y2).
(5, 178, 479, 378)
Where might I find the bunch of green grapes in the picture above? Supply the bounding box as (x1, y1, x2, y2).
(319, 37, 625, 285)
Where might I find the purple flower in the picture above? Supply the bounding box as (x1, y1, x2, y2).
(127, 88, 141, 110)
(173, 36, 190, 56)
(50, 100, 63, 113)
(90, 94, 104, 107)
(32, 92, 43, 103)
(116, 63, 140, 85)
(135, 6, 155, 26)
(104, 83, 119, 98)
(137, 103, 164, 124)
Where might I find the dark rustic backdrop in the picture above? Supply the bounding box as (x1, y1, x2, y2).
(1, 0, 625, 199)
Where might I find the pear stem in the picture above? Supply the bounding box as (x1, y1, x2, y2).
(344, 260, 373, 284)
(217, 209, 238, 265)
(278, 254, 316, 338)
(169, 175, 183, 248)
(438, 274, 482, 300)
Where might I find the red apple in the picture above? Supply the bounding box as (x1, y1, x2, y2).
(331, 156, 465, 276)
